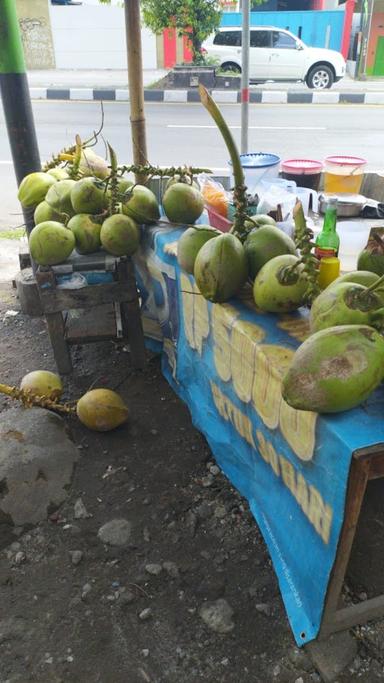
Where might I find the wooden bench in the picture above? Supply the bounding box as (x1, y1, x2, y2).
(35, 253, 146, 375)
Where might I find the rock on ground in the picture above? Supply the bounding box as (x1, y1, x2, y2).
(0, 407, 78, 527)
(199, 598, 235, 634)
(97, 518, 132, 546)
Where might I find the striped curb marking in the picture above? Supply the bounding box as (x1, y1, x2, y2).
(28, 88, 384, 105)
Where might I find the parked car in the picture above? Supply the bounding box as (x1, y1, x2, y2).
(202, 26, 346, 89)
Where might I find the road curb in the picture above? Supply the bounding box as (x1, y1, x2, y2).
(29, 87, 384, 105)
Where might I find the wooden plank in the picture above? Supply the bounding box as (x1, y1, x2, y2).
(332, 595, 384, 633)
(19, 248, 31, 270)
(35, 268, 73, 374)
(319, 457, 370, 638)
(369, 454, 384, 480)
(46, 312, 72, 374)
(353, 443, 384, 462)
(117, 258, 146, 369)
(39, 282, 137, 314)
(65, 305, 116, 344)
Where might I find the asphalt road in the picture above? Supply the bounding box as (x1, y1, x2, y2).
(1, 100, 384, 230)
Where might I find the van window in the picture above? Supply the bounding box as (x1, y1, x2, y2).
(272, 31, 297, 49)
(250, 31, 271, 48)
(213, 31, 242, 47)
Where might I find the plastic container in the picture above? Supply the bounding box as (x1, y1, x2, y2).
(295, 187, 319, 215)
(336, 220, 372, 272)
(281, 159, 323, 191)
(229, 153, 280, 192)
(324, 156, 367, 195)
(206, 204, 232, 232)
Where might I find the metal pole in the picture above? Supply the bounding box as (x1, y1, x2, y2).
(357, 0, 374, 79)
(362, 0, 374, 78)
(124, 0, 148, 182)
(240, 0, 250, 155)
(0, 0, 41, 235)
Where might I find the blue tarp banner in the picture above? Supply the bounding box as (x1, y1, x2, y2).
(136, 224, 384, 645)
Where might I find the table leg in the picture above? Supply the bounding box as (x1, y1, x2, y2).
(117, 258, 146, 369)
(319, 457, 370, 638)
(45, 311, 72, 375)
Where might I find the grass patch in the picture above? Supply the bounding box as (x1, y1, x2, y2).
(0, 227, 26, 240)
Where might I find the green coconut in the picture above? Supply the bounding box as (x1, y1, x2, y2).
(34, 201, 66, 225)
(71, 177, 109, 214)
(45, 179, 76, 216)
(47, 168, 70, 181)
(162, 183, 204, 224)
(358, 249, 384, 276)
(18, 172, 56, 209)
(194, 233, 248, 303)
(122, 185, 160, 225)
(310, 282, 384, 333)
(244, 214, 276, 230)
(117, 177, 134, 199)
(244, 225, 296, 280)
(328, 270, 380, 289)
(29, 221, 75, 266)
(79, 149, 109, 179)
(68, 214, 102, 255)
(253, 254, 307, 313)
(100, 214, 140, 256)
(177, 224, 220, 274)
(282, 324, 384, 413)
(357, 229, 384, 276)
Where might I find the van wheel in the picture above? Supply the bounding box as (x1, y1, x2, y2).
(220, 62, 241, 74)
(306, 65, 334, 89)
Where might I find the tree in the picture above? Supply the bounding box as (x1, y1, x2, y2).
(141, 0, 222, 63)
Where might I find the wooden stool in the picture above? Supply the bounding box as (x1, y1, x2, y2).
(35, 253, 146, 375)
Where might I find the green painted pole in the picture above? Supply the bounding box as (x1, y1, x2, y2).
(0, 0, 41, 235)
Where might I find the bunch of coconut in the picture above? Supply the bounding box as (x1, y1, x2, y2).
(170, 88, 305, 307)
(7, 369, 130, 432)
(18, 159, 160, 267)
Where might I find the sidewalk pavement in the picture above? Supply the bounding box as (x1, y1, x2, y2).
(26, 69, 384, 105)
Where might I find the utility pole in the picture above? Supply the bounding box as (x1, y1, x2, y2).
(0, 0, 41, 235)
(124, 0, 148, 182)
(240, 0, 250, 154)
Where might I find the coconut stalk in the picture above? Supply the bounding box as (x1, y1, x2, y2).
(0, 383, 75, 414)
(67, 134, 83, 180)
(43, 109, 105, 172)
(198, 85, 248, 240)
(279, 201, 320, 304)
(107, 143, 119, 215)
(117, 164, 211, 180)
(358, 272, 384, 298)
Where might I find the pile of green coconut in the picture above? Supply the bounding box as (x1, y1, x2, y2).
(18, 89, 384, 419)
(174, 88, 384, 419)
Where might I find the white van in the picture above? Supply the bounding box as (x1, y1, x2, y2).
(202, 26, 346, 89)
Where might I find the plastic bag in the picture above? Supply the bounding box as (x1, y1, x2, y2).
(256, 181, 297, 221)
(198, 174, 230, 218)
(57, 273, 87, 289)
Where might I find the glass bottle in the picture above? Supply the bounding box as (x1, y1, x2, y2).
(315, 197, 340, 260)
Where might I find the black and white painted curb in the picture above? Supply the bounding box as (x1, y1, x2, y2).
(30, 87, 384, 105)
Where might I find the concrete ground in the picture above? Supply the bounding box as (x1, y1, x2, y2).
(26, 69, 384, 92)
